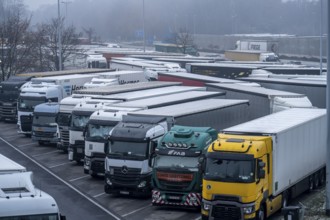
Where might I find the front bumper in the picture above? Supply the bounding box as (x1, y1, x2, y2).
(104, 172, 152, 197)
(152, 189, 201, 207)
(84, 155, 105, 176)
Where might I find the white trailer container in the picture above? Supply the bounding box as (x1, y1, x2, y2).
(241, 77, 326, 108)
(74, 81, 181, 95)
(222, 108, 326, 196)
(0, 154, 26, 174)
(94, 70, 148, 84)
(128, 99, 250, 133)
(206, 83, 313, 120)
(97, 85, 205, 101)
(112, 91, 223, 109)
(0, 172, 65, 219)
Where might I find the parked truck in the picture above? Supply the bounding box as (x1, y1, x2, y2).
(224, 50, 279, 62)
(0, 69, 109, 122)
(151, 126, 218, 208)
(69, 99, 122, 162)
(201, 108, 326, 220)
(0, 76, 32, 122)
(57, 95, 98, 152)
(32, 102, 60, 145)
(104, 99, 249, 197)
(17, 74, 96, 135)
(0, 172, 65, 219)
(84, 86, 206, 177)
(206, 83, 313, 120)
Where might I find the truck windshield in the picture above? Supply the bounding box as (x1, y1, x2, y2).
(205, 158, 255, 183)
(154, 155, 199, 170)
(71, 114, 89, 129)
(87, 123, 114, 140)
(33, 115, 57, 126)
(18, 97, 46, 111)
(57, 112, 71, 126)
(0, 213, 58, 220)
(109, 141, 148, 159)
(0, 90, 19, 101)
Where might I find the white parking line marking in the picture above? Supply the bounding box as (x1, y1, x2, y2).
(18, 142, 36, 147)
(49, 161, 75, 168)
(122, 204, 152, 217)
(5, 134, 20, 139)
(194, 217, 202, 220)
(69, 175, 89, 182)
(0, 136, 122, 220)
(93, 192, 106, 198)
(32, 150, 61, 157)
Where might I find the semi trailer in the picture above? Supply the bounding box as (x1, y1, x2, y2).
(17, 74, 96, 135)
(104, 99, 249, 197)
(201, 108, 326, 220)
(206, 83, 313, 120)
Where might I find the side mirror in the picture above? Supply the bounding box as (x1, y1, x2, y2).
(104, 142, 109, 154)
(83, 126, 87, 137)
(198, 156, 206, 172)
(149, 152, 156, 167)
(258, 169, 266, 179)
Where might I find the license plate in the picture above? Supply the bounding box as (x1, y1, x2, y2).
(35, 127, 43, 131)
(120, 191, 129, 195)
(168, 196, 181, 200)
(77, 148, 83, 153)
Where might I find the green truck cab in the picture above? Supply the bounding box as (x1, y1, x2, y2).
(151, 125, 217, 208)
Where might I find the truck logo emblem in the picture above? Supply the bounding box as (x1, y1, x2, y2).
(121, 166, 128, 174)
(168, 150, 185, 156)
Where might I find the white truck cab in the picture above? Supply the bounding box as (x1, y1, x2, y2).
(0, 172, 65, 219)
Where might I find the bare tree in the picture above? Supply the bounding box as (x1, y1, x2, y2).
(0, 0, 34, 81)
(34, 18, 83, 71)
(174, 28, 198, 56)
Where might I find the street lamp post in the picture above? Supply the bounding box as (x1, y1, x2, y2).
(57, 0, 62, 71)
(326, 0, 330, 216)
(142, 0, 146, 53)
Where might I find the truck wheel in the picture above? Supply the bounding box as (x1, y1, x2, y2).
(257, 204, 265, 220)
(308, 175, 315, 192)
(282, 191, 289, 208)
(313, 173, 320, 189)
(38, 141, 44, 145)
(319, 169, 325, 186)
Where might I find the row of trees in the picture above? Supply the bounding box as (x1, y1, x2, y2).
(0, 0, 81, 81)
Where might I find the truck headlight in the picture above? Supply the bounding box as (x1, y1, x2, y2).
(84, 157, 90, 166)
(137, 181, 147, 188)
(106, 178, 112, 185)
(243, 205, 255, 214)
(203, 203, 211, 211)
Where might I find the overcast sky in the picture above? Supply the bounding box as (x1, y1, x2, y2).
(24, 0, 62, 11)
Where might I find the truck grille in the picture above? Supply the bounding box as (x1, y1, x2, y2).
(91, 160, 105, 173)
(212, 205, 241, 220)
(0, 104, 16, 119)
(60, 130, 69, 147)
(33, 131, 55, 138)
(20, 115, 32, 132)
(157, 171, 193, 190)
(112, 167, 141, 185)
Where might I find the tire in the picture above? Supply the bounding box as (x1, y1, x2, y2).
(313, 172, 320, 189)
(308, 175, 314, 192)
(282, 191, 289, 208)
(257, 204, 265, 220)
(319, 169, 326, 186)
(38, 141, 44, 145)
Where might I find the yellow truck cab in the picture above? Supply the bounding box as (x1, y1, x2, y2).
(202, 108, 326, 220)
